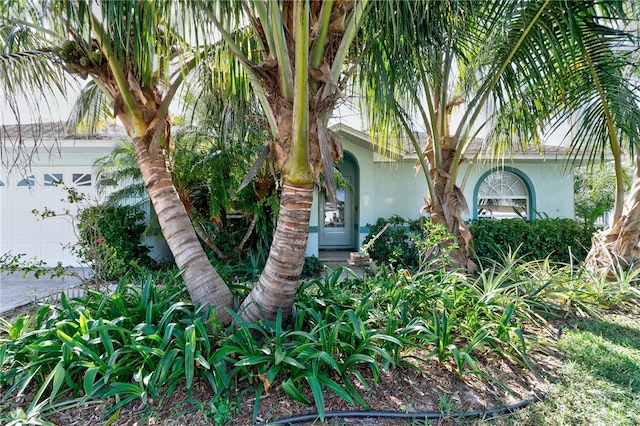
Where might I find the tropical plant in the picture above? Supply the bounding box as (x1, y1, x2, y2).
(96, 132, 278, 266)
(3, 252, 638, 423)
(1, 0, 378, 324)
(568, 3, 640, 269)
(192, 0, 372, 322)
(0, 271, 224, 422)
(5, 0, 637, 325)
(574, 163, 623, 225)
(357, 0, 640, 272)
(94, 140, 147, 206)
(1, 0, 235, 321)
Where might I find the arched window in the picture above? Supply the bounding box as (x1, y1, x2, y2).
(476, 170, 530, 219)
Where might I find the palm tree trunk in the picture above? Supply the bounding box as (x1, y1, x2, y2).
(584, 172, 640, 270)
(133, 136, 233, 324)
(426, 140, 475, 271)
(429, 186, 475, 271)
(239, 181, 313, 322)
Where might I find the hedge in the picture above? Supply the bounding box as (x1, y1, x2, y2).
(469, 218, 597, 264)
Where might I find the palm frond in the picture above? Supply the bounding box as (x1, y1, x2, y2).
(0, 0, 73, 125)
(66, 81, 113, 134)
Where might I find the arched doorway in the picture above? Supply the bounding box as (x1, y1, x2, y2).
(319, 153, 358, 249)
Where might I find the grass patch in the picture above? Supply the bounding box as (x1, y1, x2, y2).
(506, 313, 640, 426)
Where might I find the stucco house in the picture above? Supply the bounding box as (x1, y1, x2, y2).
(1, 122, 575, 266)
(306, 123, 575, 257)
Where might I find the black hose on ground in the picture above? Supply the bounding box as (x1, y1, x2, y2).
(258, 391, 547, 425)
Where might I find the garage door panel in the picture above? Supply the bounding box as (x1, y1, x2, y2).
(1, 167, 98, 267)
(39, 216, 74, 239)
(8, 218, 39, 238)
(41, 242, 76, 265)
(8, 242, 38, 258)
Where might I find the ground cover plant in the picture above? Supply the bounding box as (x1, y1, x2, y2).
(1, 232, 639, 424)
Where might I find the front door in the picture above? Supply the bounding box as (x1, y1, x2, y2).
(319, 175, 353, 248)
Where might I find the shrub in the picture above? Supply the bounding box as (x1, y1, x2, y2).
(469, 218, 597, 264)
(302, 255, 322, 277)
(362, 216, 459, 271)
(75, 204, 152, 281)
(362, 215, 422, 269)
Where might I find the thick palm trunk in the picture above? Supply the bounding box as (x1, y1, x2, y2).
(429, 187, 474, 271)
(584, 174, 640, 269)
(424, 138, 475, 271)
(133, 136, 233, 324)
(239, 181, 313, 322)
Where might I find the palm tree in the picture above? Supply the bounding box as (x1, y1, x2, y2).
(1, 0, 234, 322)
(577, 8, 640, 268)
(2, 0, 372, 323)
(95, 132, 276, 265)
(356, 0, 640, 271)
(194, 0, 370, 321)
(6, 0, 634, 324)
(512, 1, 640, 270)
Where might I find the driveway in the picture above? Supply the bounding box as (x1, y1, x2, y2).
(0, 269, 85, 314)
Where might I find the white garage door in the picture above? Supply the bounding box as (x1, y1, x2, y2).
(0, 168, 96, 267)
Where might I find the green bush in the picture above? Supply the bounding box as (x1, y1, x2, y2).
(469, 218, 597, 264)
(362, 216, 458, 271)
(75, 204, 152, 281)
(362, 215, 422, 269)
(302, 255, 322, 277)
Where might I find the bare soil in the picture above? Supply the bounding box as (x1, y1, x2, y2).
(1, 302, 564, 426)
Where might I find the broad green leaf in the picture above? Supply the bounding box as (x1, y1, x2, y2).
(195, 353, 210, 370)
(305, 376, 325, 421)
(281, 356, 306, 370)
(84, 366, 103, 397)
(274, 347, 285, 365)
(235, 355, 273, 367)
(49, 361, 66, 402)
(318, 375, 354, 405)
(282, 378, 310, 405)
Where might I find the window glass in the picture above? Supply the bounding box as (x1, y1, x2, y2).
(323, 188, 346, 228)
(17, 175, 35, 187)
(44, 173, 63, 186)
(477, 171, 528, 219)
(72, 173, 92, 187)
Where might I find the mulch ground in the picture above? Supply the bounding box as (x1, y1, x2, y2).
(1, 302, 565, 425)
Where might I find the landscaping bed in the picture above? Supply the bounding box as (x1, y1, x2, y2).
(3, 260, 638, 425)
